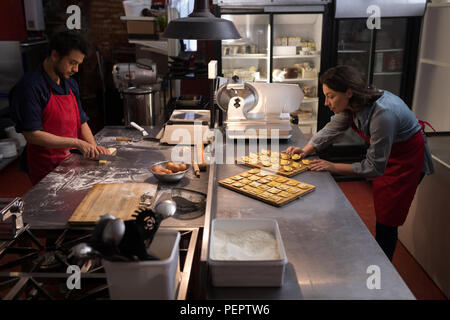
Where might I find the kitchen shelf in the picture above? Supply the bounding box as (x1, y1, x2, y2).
(222, 54, 267, 59)
(129, 39, 168, 55)
(273, 54, 321, 59)
(274, 77, 318, 83)
(298, 119, 317, 125)
(337, 50, 368, 53)
(375, 49, 404, 53)
(373, 72, 403, 76)
(302, 97, 319, 103)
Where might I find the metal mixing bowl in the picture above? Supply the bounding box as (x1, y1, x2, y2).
(150, 161, 190, 183)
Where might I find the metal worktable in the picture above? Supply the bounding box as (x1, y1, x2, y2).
(203, 126, 415, 300)
(21, 126, 208, 230)
(18, 125, 414, 299)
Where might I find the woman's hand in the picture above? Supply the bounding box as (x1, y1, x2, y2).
(309, 159, 336, 173)
(283, 146, 305, 158)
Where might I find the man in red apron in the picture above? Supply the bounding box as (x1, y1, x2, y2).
(285, 65, 434, 261)
(10, 31, 109, 185)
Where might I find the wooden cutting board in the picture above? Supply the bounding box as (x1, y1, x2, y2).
(68, 183, 157, 225)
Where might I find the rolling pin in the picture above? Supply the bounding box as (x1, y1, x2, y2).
(196, 141, 207, 171)
(192, 162, 200, 177)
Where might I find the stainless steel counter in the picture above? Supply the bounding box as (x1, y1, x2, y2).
(205, 127, 415, 300)
(21, 126, 208, 229)
(20, 125, 414, 300)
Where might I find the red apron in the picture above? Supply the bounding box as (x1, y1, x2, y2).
(350, 117, 425, 226)
(27, 71, 81, 185)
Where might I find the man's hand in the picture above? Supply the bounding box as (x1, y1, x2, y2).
(96, 145, 110, 155)
(76, 139, 99, 159)
(309, 159, 336, 173)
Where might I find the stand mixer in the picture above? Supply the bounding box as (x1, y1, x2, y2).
(216, 81, 304, 139)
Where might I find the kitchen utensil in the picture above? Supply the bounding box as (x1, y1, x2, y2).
(130, 121, 149, 137)
(116, 136, 141, 142)
(150, 160, 190, 183)
(171, 188, 206, 220)
(192, 162, 200, 177)
(130, 121, 161, 141)
(216, 82, 303, 139)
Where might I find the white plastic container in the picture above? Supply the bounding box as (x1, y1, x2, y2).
(273, 46, 297, 56)
(103, 229, 180, 300)
(209, 218, 288, 287)
(0, 139, 18, 158)
(123, 0, 147, 17)
(4, 126, 26, 148)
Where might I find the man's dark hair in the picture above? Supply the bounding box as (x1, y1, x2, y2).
(320, 65, 382, 112)
(48, 31, 89, 58)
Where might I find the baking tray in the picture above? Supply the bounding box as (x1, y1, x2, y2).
(218, 168, 315, 207)
(237, 150, 311, 177)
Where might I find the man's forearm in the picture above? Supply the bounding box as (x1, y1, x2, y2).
(80, 122, 96, 145)
(23, 130, 79, 149)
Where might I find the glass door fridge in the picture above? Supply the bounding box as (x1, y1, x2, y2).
(215, 1, 331, 138)
(220, 14, 270, 83)
(272, 13, 323, 136)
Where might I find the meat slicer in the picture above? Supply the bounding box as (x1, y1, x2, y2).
(216, 82, 304, 139)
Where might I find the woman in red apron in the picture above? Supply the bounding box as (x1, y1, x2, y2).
(285, 65, 434, 261)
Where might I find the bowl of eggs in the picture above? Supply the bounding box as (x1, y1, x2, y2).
(151, 161, 189, 182)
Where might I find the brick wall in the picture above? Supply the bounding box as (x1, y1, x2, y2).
(43, 0, 135, 130)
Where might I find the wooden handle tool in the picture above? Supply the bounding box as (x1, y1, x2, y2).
(192, 162, 200, 177)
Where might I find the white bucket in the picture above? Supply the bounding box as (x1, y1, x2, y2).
(123, 0, 146, 17)
(103, 230, 180, 300)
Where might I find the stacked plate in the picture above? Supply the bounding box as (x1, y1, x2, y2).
(0, 139, 18, 158)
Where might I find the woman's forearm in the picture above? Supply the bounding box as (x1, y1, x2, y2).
(80, 122, 97, 145)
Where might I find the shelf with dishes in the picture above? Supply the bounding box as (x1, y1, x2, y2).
(273, 54, 321, 59)
(222, 54, 268, 59)
(274, 77, 318, 83)
(373, 72, 403, 76)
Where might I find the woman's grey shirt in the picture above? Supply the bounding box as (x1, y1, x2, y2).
(308, 90, 434, 178)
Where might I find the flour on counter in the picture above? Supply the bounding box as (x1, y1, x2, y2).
(45, 167, 152, 195)
(211, 229, 280, 261)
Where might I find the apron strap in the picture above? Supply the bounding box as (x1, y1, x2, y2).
(418, 120, 436, 133)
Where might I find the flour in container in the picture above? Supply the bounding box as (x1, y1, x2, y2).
(212, 229, 280, 260)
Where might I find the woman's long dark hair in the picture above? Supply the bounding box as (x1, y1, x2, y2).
(319, 65, 382, 112)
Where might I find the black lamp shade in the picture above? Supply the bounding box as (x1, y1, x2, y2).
(162, 0, 241, 40)
(163, 16, 241, 40)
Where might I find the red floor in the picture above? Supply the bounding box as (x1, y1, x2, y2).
(338, 181, 447, 300)
(0, 160, 447, 300)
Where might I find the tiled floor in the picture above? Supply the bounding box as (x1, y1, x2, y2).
(0, 160, 447, 300)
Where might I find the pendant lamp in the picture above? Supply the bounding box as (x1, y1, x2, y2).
(163, 0, 241, 40)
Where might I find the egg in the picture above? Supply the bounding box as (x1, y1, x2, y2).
(166, 161, 180, 173)
(178, 163, 187, 171)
